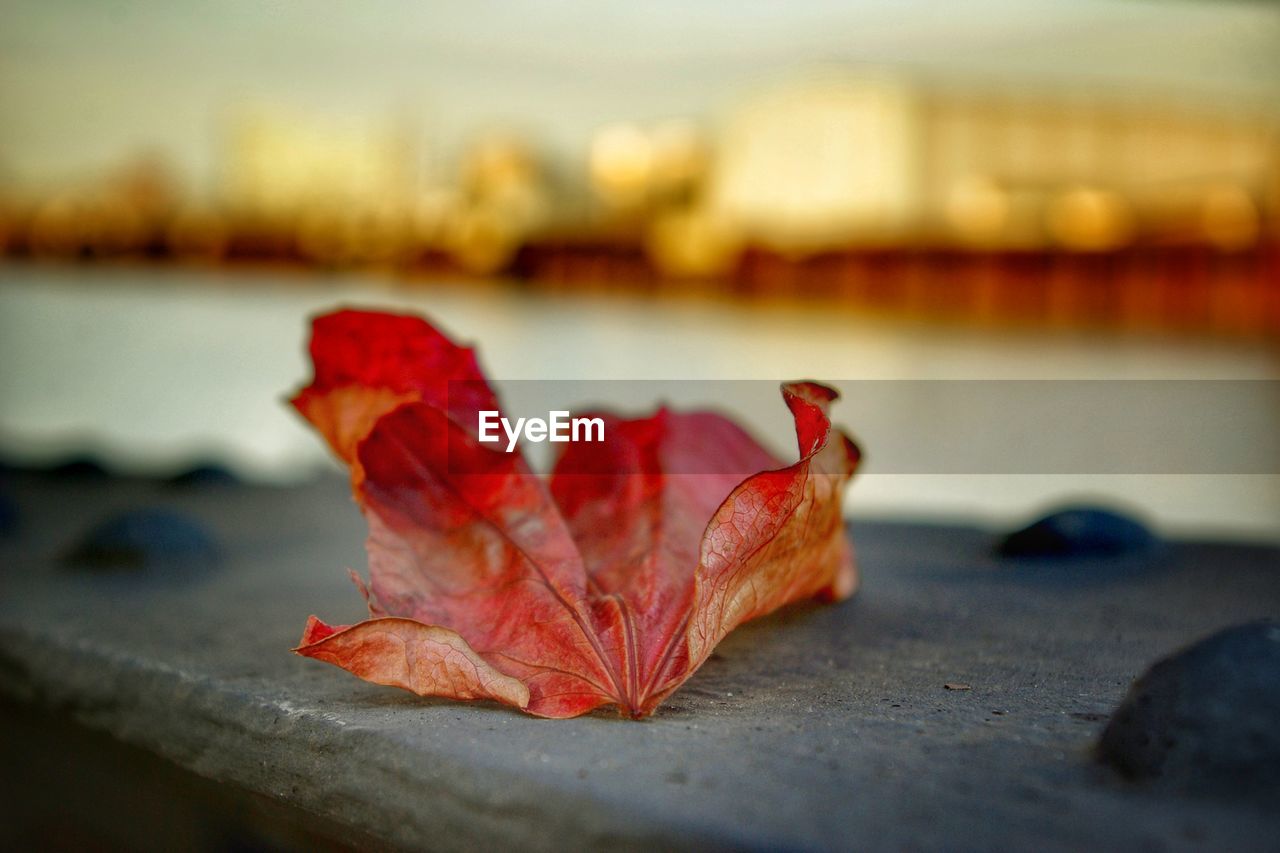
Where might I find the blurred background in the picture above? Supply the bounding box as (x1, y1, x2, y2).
(1, 0, 1278, 537)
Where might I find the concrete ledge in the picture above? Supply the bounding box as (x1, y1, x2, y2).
(2, 471, 1278, 850)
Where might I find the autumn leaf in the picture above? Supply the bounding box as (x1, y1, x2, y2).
(291, 308, 861, 718)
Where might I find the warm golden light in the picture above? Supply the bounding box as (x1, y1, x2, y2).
(709, 77, 921, 252)
(945, 176, 1010, 245)
(647, 119, 707, 194)
(223, 112, 414, 217)
(443, 206, 520, 275)
(1201, 185, 1260, 251)
(589, 123, 655, 204)
(645, 208, 741, 278)
(1046, 187, 1133, 251)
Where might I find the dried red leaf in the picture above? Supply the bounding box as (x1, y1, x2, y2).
(291, 308, 861, 718)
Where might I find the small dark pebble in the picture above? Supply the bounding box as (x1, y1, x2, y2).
(1098, 620, 1280, 796)
(166, 463, 241, 488)
(44, 456, 112, 479)
(998, 505, 1155, 558)
(0, 485, 17, 536)
(63, 507, 222, 571)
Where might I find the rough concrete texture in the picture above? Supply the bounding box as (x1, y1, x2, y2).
(1, 471, 1278, 851)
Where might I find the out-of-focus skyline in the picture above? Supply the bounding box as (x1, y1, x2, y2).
(2, 2, 1278, 534)
(2, 0, 1278, 189)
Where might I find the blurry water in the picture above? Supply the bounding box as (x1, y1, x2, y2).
(2, 263, 1277, 538)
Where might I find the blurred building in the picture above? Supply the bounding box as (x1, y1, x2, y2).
(2, 66, 1277, 335)
(223, 112, 417, 218)
(701, 75, 1277, 255)
(708, 77, 921, 252)
(220, 112, 419, 264)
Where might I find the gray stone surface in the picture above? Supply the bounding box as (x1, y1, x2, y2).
(1099, 620, 1280, 794)
(2, 471, 1279, 851)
